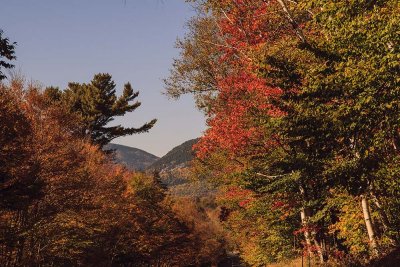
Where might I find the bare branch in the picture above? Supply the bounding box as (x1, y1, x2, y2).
(256, 172, 293, 178)
(274, 0, 307, 43)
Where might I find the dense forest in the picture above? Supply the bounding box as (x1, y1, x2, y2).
(165, 0, 400, 266)
(1, 0, 400, 266)
(0, 74, 229, 266)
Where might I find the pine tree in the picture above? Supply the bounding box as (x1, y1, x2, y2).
(53, 73, 157, 148)
(0, 29, 16, 81)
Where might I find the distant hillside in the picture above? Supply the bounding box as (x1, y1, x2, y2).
(147, 138, 199, 172)
(105, 143, 159, 171)
(146, 138, 206, 195)
(106, 139, 205, 196)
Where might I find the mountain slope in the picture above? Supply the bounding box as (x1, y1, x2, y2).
(105, 143, 159, 171)
(147, 138, 199, 172)
(145, 138, 210, 196)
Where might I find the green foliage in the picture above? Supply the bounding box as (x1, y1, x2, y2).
(218, 191, 298, 265)
(0, 29, 16, 80)
(172, 0, 400, 265)
(164, 11, 226, 111)
(326, 191, 370, 257)
(48, 73, 157, 147)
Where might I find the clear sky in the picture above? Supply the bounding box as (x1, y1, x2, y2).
(1, 0, 206, 157)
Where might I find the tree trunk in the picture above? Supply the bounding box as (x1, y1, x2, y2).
(314, 239, 325, 263)
(370, 194, 398, 245)
(299, 183, 325, 263)
(300, 206, 325, 263)
(361, 195, 378, 256)
(300, 207, 312, 250)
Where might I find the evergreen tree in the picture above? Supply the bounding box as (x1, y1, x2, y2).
(53, 73, 157, 147)
(0, 29, 16, 81)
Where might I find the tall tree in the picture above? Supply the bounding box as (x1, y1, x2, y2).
(168, 0, 400, 264)
(0, 30, 16, 81)
(297, 0, 400, 254)
(53, 73, 157, 147)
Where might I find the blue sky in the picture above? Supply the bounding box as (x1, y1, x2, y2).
(1, 0, 206, 157)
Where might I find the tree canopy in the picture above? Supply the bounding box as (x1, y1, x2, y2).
(167, 0, 400, 265)
(0, 79, 228, 266)
(0, 29, 16, 80)
(47, 73, 157, 148)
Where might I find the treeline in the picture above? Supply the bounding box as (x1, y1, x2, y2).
(0, 77, 227, 266)
(167, 0, 400, 266)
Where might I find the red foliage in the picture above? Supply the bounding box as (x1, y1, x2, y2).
(194, 0, 286, 159)
(293, 225, 321, 236)
(216, 0, 282, 64)
(219, 186, 255, 208)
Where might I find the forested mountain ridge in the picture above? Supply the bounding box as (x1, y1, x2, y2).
(107, 139, 203, 194)
(147, 138, 199, 172)
(105, 143, 159, 171)
(107, 138, 198, 173)
(146, 138, 199, 191)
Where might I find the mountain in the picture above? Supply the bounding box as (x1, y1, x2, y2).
(105, 143, 159, 171)
(145, 138, 211, 196)
(147, 138, 199, 172)
(106, 139, 207, 196)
